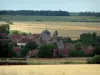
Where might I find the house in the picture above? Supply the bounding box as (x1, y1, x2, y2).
(10, 34, 41, 47)
(82, 45, 94, 55)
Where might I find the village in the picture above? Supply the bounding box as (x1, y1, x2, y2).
(1, 24, 98, 58)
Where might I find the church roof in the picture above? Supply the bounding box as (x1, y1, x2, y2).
(42, 30, 51, 34)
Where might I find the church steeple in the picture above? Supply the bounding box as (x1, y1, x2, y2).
(45, 24, 48, 30)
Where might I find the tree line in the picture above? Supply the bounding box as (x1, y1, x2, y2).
(79, 12, 100, 16)
(0, 10, 70, 16)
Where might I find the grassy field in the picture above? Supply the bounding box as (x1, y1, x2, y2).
(0, 65, 100, 75)
(0, 15, 100, 22)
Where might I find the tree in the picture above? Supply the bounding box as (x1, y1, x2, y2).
(26, 42, 38, 50)
(68, 50, 76, 57)
(80, 33, 94, 44)
(38, 45, 52, 58)
(0, 10, 70, 16)
(74, 42, 82, 50)
(0, 40, 14, 58)
(20, 47, 30, 57)
(92, 32, 97, 40)
(0, 24, 9, 34)
(93, 47, 100, 55)
(55, 30, 58, 36)
(26, 42, 38, 57)
(78, 50, 85, 57)
(11, 30, 20, 35)
(63, 37, 72, 43)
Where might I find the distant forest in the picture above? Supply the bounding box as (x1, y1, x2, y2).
(0, 10, 100, 16)
(0, 10, 70, 16)
(79, 12, 100, 16)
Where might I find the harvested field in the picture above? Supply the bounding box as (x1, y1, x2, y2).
(0, 21, 100, 39)
(0, 65, 100, 75)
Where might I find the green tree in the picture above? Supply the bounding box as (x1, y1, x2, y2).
(74, 42, 82, 50)
(55, 30, 58, 36)
(78, 50, 85, 57)
(68, 50, 76, 57)
(63, 37, 72, 43)
(11, 30, 20, 35)
(0, 24, 9, 34)
(26, 42, 38, 50)
(38, 45, 52, 58)
(93, 47, 100, 55)
(0, 40, 14, 58)
(92, 32, 97, 40)
(20, 47, 30, 57)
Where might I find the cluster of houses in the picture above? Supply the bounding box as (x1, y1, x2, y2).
(0, 28, 94, 57)
(7, 29, 93, 57)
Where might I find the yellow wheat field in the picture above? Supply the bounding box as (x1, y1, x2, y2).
(0, 65, 100, 75)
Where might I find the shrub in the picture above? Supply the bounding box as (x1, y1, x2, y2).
(38, 45, 52, 58)
(68, 50, 76, 57)
(78, 50, 85, 57)
(93, 47, 100, 55)
(57, 54, 65, 58)
(87, 55, 100, 64)
(20, 47, 30, 57)
(68, 50, 85, 57)
(26, 42, 38, 50)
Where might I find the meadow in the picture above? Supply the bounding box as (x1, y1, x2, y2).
(0, 15, 100, 22)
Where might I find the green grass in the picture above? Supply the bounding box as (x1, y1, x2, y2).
(0, 15, 100, 22)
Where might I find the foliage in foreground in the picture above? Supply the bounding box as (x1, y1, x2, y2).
(87, 55, 100, 64)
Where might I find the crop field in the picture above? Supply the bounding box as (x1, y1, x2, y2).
(0, 65, 100, 75)
(1, 21, 100, 39)
(0, 21, 100, 39)
(2, 21, 100, 39)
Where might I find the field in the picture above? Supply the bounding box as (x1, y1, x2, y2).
(0, 57, 88, 65)
(0, 65, 100, 75)
(1, 21, 99, 39)
(0, 15, 100, 22)
(1, 21, 100, 39)
(0, 58, 100, 75)
(0, 15, 100, 39)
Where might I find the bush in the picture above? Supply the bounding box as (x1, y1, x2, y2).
(87, 55, 100, 64)
(57, 54, 65, 58)
(68, 50, 76, 57)
(78, 50, 85, 57)
(93, 47, 100, 55)
(38, 45, 52, 58)
(68, 50, 85, 57)
(20, 47, 30, 57)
